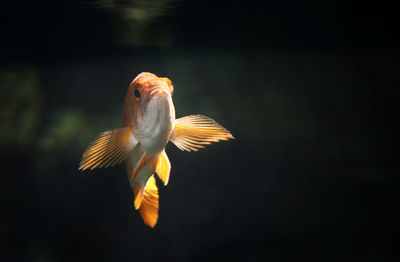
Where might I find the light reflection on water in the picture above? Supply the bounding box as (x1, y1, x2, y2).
(89, 0, 180, 46)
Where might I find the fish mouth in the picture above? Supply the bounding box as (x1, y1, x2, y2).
(149, 86, 171, 97)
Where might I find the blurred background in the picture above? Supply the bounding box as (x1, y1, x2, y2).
(1, 0, 399, 261)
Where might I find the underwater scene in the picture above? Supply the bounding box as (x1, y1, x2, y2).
(1, 0, 398, 261)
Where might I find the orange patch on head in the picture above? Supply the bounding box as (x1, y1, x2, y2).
(159, 77, 171, 85)
(130, 73, 158, 88)
(136, 80, 152, 89)
(159, 77, 174, 94)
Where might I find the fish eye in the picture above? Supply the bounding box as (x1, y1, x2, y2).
(134, 88, 140, 99)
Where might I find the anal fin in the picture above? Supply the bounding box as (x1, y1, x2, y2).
(130, 154, 158, 210)
(133, 183, 145, 210)
(139, 175, 159, 227)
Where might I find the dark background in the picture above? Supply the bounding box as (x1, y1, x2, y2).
(1, 0, 399, 261)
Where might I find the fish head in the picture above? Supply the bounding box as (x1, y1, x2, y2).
(123, 72, 176, 152)
(132, 72, 174, 97)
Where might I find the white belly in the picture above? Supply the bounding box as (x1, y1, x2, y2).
(140, 123, 169, 153)
(134, 92, 175, 154)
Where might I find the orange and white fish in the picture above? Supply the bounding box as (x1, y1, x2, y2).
(79, 72, 234, 227)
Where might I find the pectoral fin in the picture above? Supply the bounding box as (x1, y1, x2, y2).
(79, 127, 137, 170)
(155, 150, 171, 186)
(170, 115, 234, 151)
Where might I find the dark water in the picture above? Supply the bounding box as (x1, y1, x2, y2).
(1, 0, 398, 261)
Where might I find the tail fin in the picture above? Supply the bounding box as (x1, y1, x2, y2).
(139, 175, 159, 227)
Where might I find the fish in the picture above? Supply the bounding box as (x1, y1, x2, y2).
(79, 72, 234, 227)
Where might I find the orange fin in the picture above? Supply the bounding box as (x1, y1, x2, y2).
(169, 115, 234, 151)
(79, 127, 137, 170)
(129, 153, 158, 183)
(133, 183, 145, 210)
(125, 146, 144, 183)
(139, 175, 159, 227)
(130, 154, 158, 209)
(155, 150, 171, 186)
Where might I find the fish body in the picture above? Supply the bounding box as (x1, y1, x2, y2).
(79, 72, 233, 227)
